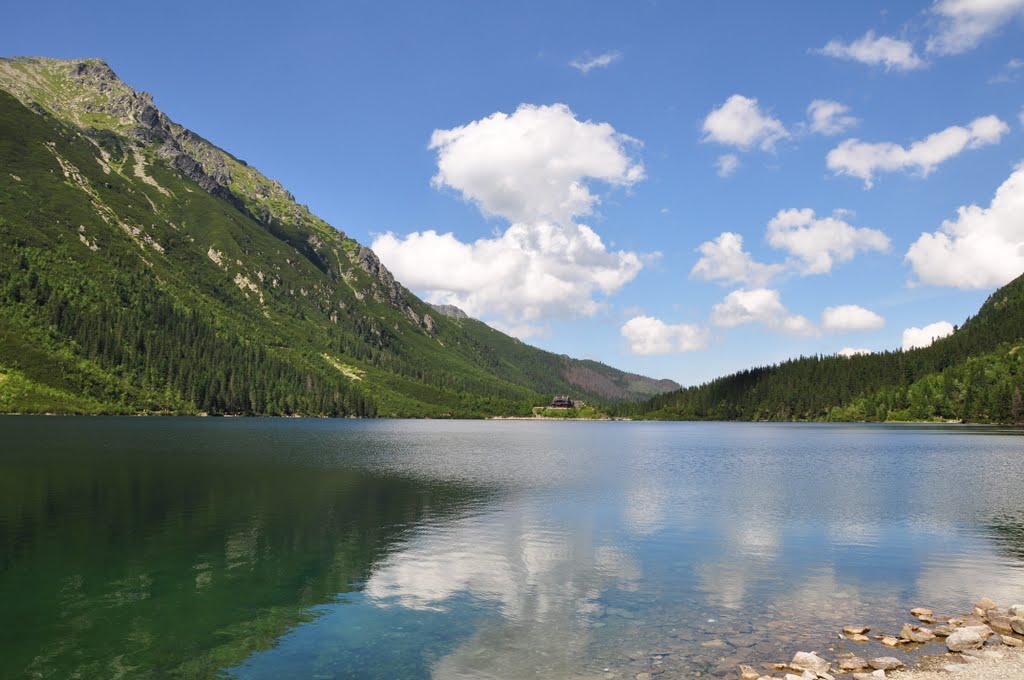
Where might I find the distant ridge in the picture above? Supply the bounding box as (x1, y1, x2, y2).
(612, 271, 1024, 423)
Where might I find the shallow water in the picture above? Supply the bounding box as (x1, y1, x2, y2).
(1, 418, 1023, 679)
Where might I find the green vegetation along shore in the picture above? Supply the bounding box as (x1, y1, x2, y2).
(610, 271, 1024, 424)
(4, 57, 1024, 424)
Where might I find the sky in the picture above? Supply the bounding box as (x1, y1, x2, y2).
(4, 1, 1024, 386)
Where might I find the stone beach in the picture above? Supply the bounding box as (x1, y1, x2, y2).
(593, 598, 1024, 680)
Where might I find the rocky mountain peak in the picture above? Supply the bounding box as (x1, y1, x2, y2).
(429, 304, 470, 320)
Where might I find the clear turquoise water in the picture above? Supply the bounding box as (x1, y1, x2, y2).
(1, 418, 1023, 679)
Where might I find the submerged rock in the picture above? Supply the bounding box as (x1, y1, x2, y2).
(974, 597, 997, 616)
(900, 623, 936, 643)
(910, 607, 936, 623)
(843, 626, 870, 636)
(790, 651, 830, 675)
(738, 664, 760, 680)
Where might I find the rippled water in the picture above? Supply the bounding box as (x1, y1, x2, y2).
(1, 418, 1023, 679)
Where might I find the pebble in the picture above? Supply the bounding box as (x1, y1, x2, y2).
(790, 651, 830, 675)
(868, 656, 904, 671)
(837, 656, 870, 671)
(943, 663, 975, 673)
(852, 671, 885, 680)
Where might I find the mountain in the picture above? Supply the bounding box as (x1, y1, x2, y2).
(612, 272, 1024, 423)
(0, 57, 679, 417)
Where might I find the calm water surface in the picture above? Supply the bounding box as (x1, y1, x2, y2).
(1, 418, 1023, 679)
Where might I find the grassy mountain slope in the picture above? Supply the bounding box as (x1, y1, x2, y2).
(614, 273, 1024, 423)
(0, 57, 678, 417)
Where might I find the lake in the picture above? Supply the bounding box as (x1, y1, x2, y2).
(1, 417, 1023, 679)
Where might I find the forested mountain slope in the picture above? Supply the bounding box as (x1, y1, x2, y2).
(0, 57, 678, 417)
(613, 273, 1024, 423)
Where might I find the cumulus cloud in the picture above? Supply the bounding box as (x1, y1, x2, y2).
(902, 321, 955, 350)
(430, 103, 644, 226)
(906, 163, 1024, 289)
(569, 50, 622, 73)
(716, 153, 741, 177)
(838, 347, 872, 357)
(711, 288, 817, 336)
(690, 232, 785, 287)
(767, 208, 891, 274)
(826, 115, 1009, 188)
(928, 0, 1024, 55)
(373, 224, 643, 336)
(806, 100, 859, 136)
(818, 31, 925, 71)
(374, 104, 647, 336)
(702, 95, 788, 151)
(822, 304, 885, 332)
(620, 316, 710, 355)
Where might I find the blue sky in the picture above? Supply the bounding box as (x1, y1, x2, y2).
(4, 1, 1024, 385)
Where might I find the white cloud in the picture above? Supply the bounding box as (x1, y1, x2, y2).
(906, 163, 1024, 289)
(902, 321, 955, 350)
(373, 224, 643, 334)
(928, 0, 1024, 55)
(818, 31, 925, 71)
(374, 104, 648, 335)
(838, 347, 872, 357)
(711, 288, 817, 336)
(569, 50, 622, 73)
(716, 153, 741, 177)
(822, 304, 885, 332)
(826, 115, 1009, 188)
(701, 95, 788, 151)
(806, 100, 859, 136)
(989, 57, 1024, 83)
(767, 208, 891, 274)
(620, 316, 710, 355)
(690, 232, 785, 287)
(429, 103, 644, 226)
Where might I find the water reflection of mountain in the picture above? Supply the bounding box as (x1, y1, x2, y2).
(988, 515, 1024, 562)
(0, 418, 487, 679)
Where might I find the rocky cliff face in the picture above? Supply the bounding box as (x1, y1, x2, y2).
(0, 56, 423, 329)
(429, 304, 470, 320)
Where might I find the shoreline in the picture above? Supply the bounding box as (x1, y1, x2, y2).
(717, 598, 1024, 680)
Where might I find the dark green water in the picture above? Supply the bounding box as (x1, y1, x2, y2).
(1, 418, 1023, 679)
